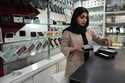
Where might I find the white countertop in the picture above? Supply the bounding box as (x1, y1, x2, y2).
(0, 53, 65, 83)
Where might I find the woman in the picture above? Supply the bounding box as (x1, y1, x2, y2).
(61, 7, 112, 78)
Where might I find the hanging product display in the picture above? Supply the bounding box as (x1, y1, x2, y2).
(50, 0, 65, 14)
(30, 0, 47, 9)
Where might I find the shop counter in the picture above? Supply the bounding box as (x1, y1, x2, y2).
(70, 48, 125, 83)
(0, 53, 65, 83)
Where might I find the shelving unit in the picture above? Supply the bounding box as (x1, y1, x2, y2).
(105, 0, 125, 46)
(76, 0, 125, 44)
(79, 0, 105, 36)
(77, 0, 125, 46)
(0, 0, 73, 76)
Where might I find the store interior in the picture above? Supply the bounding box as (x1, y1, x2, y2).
(0, 0, 125, 83)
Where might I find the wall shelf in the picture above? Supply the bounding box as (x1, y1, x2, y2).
(90, 21, 103, 25)
(89, 12, 104, 16)
(106, 22, 125, 26)
(106, 11, 125, 15)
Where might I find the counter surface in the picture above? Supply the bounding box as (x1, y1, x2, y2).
(0, 53, 65, 83)
(70, 48, 125, 83)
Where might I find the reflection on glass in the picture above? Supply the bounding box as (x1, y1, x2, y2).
(30, 51, 36, 56)
(31, 63, 38, 70)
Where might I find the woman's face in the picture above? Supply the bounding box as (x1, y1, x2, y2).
(76, 12, 88, 27)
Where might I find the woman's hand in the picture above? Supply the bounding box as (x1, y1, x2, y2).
(104, 37, 112, 47)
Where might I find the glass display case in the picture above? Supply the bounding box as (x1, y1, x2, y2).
(0, 0, 73, 77)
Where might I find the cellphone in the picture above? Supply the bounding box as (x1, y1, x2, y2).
(82, 45, 93, 51)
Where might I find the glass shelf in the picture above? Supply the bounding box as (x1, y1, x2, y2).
(90, 20, 103, 24)
(89, 12, 104, 16)
(87, 6, 104, 11)
(106, 22, 125, 26)
(21, 23, 69, 26)
(106, 33, 125, 35)
(3, 37, 46, 44)
(106, 11, 125, 15)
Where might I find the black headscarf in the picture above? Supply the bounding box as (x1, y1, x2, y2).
(63, 7, 89, 34)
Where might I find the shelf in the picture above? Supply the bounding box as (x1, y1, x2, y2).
(87, 5, 104, 8)
(106, 11, 125, 15)
(50, 24, 70, 26)
(14, 23, 69, 26)
(106, 22, 125, 26)
(3, 37, 46, 44)
(89, 21, 103, 25)
(86, 5, 104, 11)
(89, 12, 104, 16)
(82, 0, 104, 8)
(106, 33, 125, 35)
(24, 23, 69, 26)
